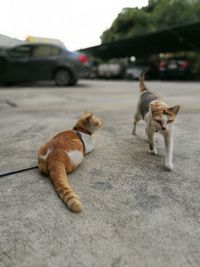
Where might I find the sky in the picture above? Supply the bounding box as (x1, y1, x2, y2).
(0, 0, 148, 51)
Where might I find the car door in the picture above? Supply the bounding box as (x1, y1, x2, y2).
(5, 45, 32, 82)
(29, 45, 61, 81)
(0, 50, 8, 81)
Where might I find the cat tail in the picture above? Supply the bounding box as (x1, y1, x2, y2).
(48, 161, 82, 213)
(139, 70, 148, 92)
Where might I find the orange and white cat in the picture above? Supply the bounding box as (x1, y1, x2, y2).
(132, 73, 180, 171)
(38, 112, 101, 213)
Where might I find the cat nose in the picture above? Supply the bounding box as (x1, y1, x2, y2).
(162, 126, 166, 130)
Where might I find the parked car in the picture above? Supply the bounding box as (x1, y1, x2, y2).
(159, 57, 192, 80)
(124, 62, 159, 80)
(72, 51, 91, 78)
(97, 63, 126, 79)
(0, 43, 89, 86)
(124, 64, 143, 80)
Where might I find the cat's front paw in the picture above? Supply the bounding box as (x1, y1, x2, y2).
(149, 148, 158, 155)
(165, 162, 173, 171)
(132, 128, 136, 135)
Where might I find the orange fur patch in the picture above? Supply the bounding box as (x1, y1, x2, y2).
(38, 112, 101, 213)
(150, 101, 180, 122)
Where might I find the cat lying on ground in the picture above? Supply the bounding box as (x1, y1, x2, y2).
(38, 112, 101, 213)
(132, 72, 180, 171)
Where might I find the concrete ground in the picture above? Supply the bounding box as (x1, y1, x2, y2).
(0, 80, 200, 267)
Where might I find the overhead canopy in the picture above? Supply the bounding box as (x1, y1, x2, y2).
(79, 20, 200, 59)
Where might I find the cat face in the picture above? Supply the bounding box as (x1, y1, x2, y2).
(78, 112, 102, 134)
(150, 103, 180, 133)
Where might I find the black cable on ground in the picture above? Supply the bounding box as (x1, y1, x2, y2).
(0, 166, 38, 178)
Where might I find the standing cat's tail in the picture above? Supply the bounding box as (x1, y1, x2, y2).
(48, 161, 82, 213)
(139, 70, 148, 92)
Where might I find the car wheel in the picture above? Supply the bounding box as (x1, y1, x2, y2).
(69, 77, 78, 86)
(5, 82, 16, 86)
(54, 69, 71, 86)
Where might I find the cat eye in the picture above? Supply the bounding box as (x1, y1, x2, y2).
(154, 119, 161, 124)
(167, 120, 174, 123)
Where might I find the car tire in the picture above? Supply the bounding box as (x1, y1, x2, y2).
(5, 82, 16, 86)
(54, 69, 71, 86)
(69, 77, 78, 86)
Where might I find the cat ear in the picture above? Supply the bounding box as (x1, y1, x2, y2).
(168, 105, 180, 115)
(81, 111, 90, 118)
(83, 110, 89, 115)
(149, 103, 157, 113)
(86, 113, 93, 121)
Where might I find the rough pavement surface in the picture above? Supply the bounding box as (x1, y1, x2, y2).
(0, 80, 200, 267)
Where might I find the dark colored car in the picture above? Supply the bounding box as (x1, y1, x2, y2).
(0, 43, 89, 86)
(159, 57, 192, 80)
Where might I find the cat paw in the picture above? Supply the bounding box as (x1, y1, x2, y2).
(165, 162, 173, 171)
(149, 149, 158, 155)
(132, 129, 136, 135)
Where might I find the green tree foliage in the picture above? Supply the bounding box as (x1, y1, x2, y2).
(152, 0, 199, 28)
(101, 0, 200, 43)
(101, 8, 155, 43)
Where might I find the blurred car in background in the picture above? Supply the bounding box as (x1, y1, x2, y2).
(0, 43, 89, 86)
(124, 64, 143, 80)
(72, 51, 91, 78)
(159, 57, 192, 80)
(124, 62, 159, 80)
(97, 63, 126, 79)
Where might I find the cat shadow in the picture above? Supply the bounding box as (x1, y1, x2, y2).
(130, 132, 173, 174)
(132, 133, 149, 144)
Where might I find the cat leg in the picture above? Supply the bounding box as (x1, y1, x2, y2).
(147, 129, 157, 155)
(132, 112, 141, 135)
(164, 131, 173, 171)
(38, 144, 49, 174)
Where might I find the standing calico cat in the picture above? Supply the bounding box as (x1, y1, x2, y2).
(38, 112, 101, 213)
(132, 72, 180, 171)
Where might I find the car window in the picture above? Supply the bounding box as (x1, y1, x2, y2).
(8, 46, 31, 59)
(32, 46, 60, 58)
